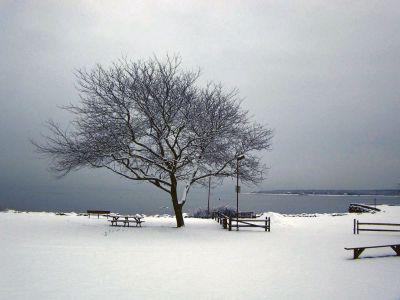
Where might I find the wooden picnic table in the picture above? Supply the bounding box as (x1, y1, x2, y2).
(108, 214, 145, 227)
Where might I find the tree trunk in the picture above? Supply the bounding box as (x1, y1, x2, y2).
(171, 198, 185, 227)
(170, 176, 185, 227)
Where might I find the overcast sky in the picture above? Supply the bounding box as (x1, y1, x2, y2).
(1, 0, 399, 206)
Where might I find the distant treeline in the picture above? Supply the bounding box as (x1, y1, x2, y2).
(256, 189, 400, 196)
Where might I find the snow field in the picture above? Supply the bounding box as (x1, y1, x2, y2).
(1, 206, 399, 299)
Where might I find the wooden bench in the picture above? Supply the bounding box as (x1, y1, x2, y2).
(345, 244, 400, 259)
(87, 210, 110, 219)
(236, 212, 256, 218)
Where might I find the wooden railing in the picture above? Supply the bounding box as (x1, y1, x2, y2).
(213, 212, 229, 229)
(353, 219, 400, 234)
(213, 212, 270, 232)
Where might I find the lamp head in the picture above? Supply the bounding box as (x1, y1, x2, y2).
(237, 154, 245, 161)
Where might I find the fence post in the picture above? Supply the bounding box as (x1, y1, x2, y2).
(265, 217, 270, 232)
(223, 217, 227, 229)
(229, 217, 232, 231)
(353, 219, 356, 235)
(357, 220, 359, 234)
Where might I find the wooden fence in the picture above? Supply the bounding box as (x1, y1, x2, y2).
(213, 212, 270, 232)
(353, 219, 400, 234)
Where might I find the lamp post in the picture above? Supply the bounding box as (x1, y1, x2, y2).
(207, 176, 211, 217)
(236, 154, 245, 231)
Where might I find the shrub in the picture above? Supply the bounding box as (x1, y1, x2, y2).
(193, 206, 236, 218)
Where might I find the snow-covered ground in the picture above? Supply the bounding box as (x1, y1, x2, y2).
(1, 205, 399, 300)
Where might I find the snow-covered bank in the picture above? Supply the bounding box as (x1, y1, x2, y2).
(1, 206, 400, 299)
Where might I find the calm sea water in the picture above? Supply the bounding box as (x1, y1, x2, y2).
(223, 193, 400, 215)
(1, 185, 399, 215)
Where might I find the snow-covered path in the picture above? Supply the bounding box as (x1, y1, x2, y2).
(1, 206, 399, 299)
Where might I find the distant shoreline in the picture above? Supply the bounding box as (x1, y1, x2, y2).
(254, 189, 400, 197)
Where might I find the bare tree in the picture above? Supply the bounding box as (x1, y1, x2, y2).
(34, 55, 273, 227)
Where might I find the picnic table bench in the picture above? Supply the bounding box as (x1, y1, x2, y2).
(87, 210, 110, 219)
(108, 215, 145, 227)
(235, 211, 257, 218)
(345, 244, 400, 259)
